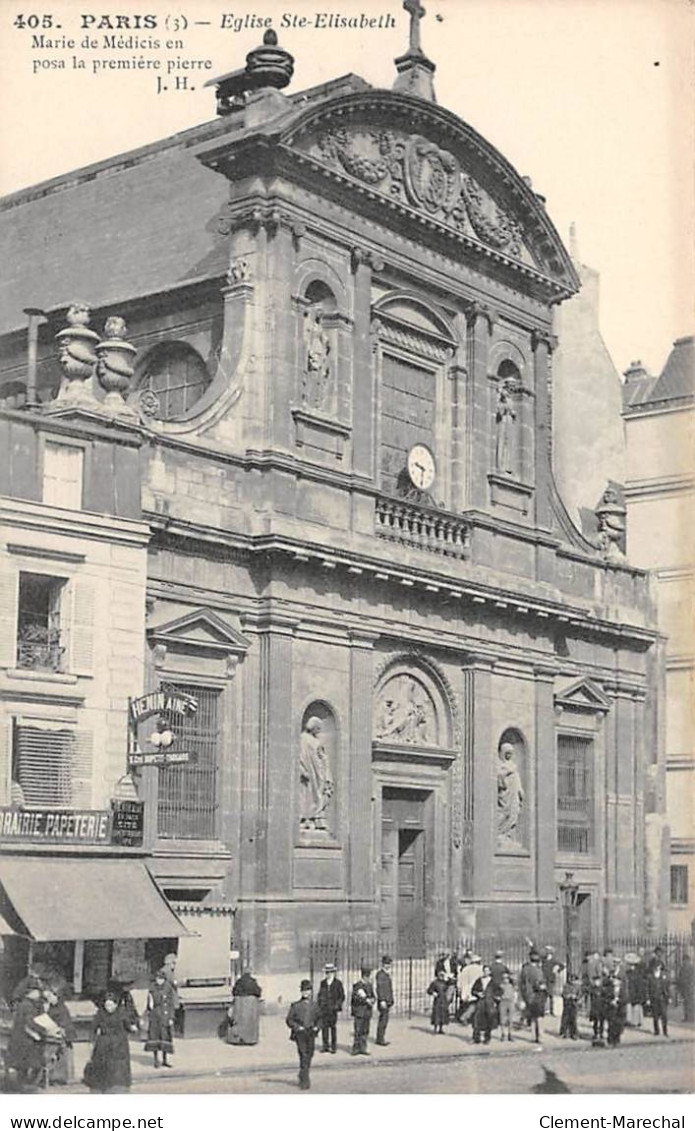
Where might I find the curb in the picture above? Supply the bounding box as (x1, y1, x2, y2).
(63, 1030, 694, 1091)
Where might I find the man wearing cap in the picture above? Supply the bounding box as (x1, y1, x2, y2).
(317, 962, 345, 1054)
(286, 980, 321, 1090)
(350, 967, 376, 1055)
(490, 949, 511, 989)
(375, 955, 394, 1046)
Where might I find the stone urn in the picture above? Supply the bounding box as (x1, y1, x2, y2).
(55, 303, 99, 404)
(95, 316, 137, 413)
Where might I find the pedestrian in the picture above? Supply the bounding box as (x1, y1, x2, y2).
(145, 968, 176, 1068)
(350, 966, 375, 1055)
(541, 947, 563, 1016)
(44, 985, 76, 1085)
(602, 948, 618, 977)
(375, 955, 394, 1047)
(427, 969, 452, 1035)
(605, 976, 627, 1047)
(6, 976, 45, 1091)
(498, 972, 516, 1041)
(226, 968, 262, 1046)
(520, 952, 547, 1045)
(161, 952, 182, 1033)
(589, 974, 607, 1043)
(559, 975, 580, 1040)
(676, 953, 694, 1023)
(625, 951, 647, 1027)
(317, 962, 345, 1053)
(457, 953, 483, 1023)
(519, 950, 546, 1038)
(286, 979, 320, 1090)
(470, 964, 498, 1044)
(490, 949, 510, 989)
(648, 957, 670, 1037)
(83, 989, 132, 1093)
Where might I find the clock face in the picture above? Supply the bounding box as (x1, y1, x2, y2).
(407, 444, 436, 490)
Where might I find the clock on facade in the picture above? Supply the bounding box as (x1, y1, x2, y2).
(406, 443, 436, 491)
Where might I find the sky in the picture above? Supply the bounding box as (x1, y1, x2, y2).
(0, 0, 692, 376)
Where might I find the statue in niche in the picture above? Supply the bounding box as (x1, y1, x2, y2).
(495, 379, 518, 474)
(303, 307, 332, 410)
(299, 716, 334, 834)
(497, 741, 524, 843)
(375, 675, 435, 746)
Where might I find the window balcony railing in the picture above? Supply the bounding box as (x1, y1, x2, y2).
(375, 497, 470, 560)
(16, 620, 65, 672)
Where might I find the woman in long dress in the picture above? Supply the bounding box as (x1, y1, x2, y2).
(84, 990, 132, 1093)
(426, 971, 451, 1034)
(226, 970, 262, 1046)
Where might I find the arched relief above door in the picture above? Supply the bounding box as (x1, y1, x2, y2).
(372, 655, 459, 763)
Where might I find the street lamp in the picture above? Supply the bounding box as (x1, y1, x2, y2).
(559, 871, 580, 978)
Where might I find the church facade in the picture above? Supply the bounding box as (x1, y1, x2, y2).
(0, 14, 666, 979)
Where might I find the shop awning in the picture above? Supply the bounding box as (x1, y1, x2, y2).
(0, 858, 190, 941)
(0, 910, 28, 937)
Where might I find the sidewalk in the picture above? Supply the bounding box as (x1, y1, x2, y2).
(66, 1013, 695, 1090)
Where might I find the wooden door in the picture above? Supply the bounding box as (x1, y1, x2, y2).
(397, 827, 426, 957)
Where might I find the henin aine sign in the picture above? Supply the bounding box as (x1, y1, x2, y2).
(0, 807, 110, 843)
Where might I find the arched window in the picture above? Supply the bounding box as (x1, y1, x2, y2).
(138, 342, 211, 420)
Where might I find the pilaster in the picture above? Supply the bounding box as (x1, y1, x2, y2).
(534, 665, 556, 901)
(531, 329, 557, 530)
(465, 303, 495, 509)
(351, 249, 379, 479)
(463, 656, 494, 899)
(348, 630, 378, 901)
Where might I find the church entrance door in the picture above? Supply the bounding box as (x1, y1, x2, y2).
(381, 788, 432, 958)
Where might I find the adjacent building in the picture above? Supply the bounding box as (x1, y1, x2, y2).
(623, 337, 695, 933)
(0, 15, 668, 1002)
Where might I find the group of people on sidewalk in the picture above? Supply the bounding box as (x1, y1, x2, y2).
(285, 955, 395, 1089)
(282, 941, 694, 1088)
(3, 954, 180, 1094)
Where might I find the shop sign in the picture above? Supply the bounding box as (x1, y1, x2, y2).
(110, 800, 145, 847)
(128, 685, 197, 770)
(0, 807, 110, 844)
(127, 750, 190, 769)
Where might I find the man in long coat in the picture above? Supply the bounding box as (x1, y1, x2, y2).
(317, 963, 345, 1053)
(286, 980, 320, 1090)
(350, 967, 375, 1055)
(375, 956, 394, 1046)
(648, 958, 670, 1037)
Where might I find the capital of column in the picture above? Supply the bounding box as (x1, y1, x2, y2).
(351, 247, 386, 274)
(465, 302, 497, 334)
(531, 328, 558, 354)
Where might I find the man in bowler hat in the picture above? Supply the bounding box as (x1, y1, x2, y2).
(375, 956, 394, 1046)
(317, 962, 345, 1053)
(351, 966, 375, 1055)
(286, 979, 320, 1090)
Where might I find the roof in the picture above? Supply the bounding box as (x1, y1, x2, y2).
(0, 73, 369, 340)
(623, 336, 694, 413)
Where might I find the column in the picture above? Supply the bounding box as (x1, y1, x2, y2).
(534, 666, 556, 902)
(257, 617, 296, 895)
(465, 303, 495, 510)
(463, 657, 494, 899)
(350, 250, 379, 479)
(347, 631, 377, 900)
(530, 329, 557, 530)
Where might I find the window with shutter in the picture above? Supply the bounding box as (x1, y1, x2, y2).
(557, 733, 595, 854)
(11, 722, 92, 809)
(43, 442, 84, 510)
(157, 684, 220, 840)
(0, 715, 11, 805)
(0, 562, 18, 669)
(69, 578, 96, 675)
(16, 573, 66, 673)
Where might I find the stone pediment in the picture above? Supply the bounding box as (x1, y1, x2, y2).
(554, 676, 611, 714)
(278, 92, 579, 297)
(147, 607, 251, 655)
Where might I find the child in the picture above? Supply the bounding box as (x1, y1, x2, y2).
(145, 969, 177, 1068)
(498, 971, 516, 1042)
(427, 970, 451, 1035)
(560, 976, 580, 1040)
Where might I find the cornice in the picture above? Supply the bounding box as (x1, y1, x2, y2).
(1, 497, 151, 549)
(146, 517, 657, 648)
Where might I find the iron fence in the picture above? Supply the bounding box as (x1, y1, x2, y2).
(306, 931, 693, 1018)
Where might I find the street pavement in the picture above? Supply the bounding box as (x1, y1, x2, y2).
(61, 1011, 694, 1094)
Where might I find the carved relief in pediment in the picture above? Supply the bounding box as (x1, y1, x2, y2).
(305, 125, 525, 260)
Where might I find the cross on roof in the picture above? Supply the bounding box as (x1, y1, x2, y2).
(404, 0, 426, 54)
